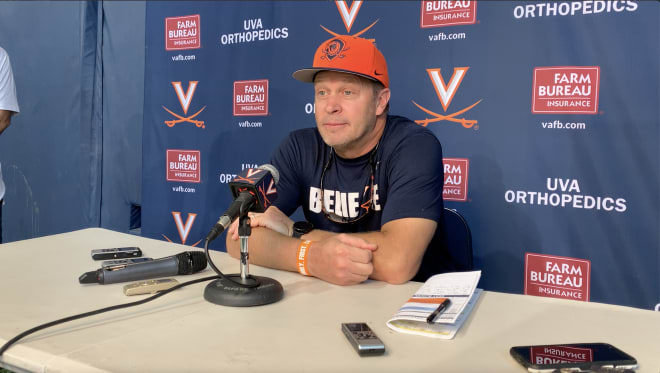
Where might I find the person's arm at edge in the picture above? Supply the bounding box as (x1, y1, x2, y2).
(0, 109, 12, 135)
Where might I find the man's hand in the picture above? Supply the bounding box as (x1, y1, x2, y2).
(228, 206, 293, 240)
(306, 234, 377, 286)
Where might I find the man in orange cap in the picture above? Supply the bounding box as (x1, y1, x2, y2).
(227, 35, 451, 285)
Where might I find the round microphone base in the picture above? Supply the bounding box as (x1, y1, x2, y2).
(203, 274, 284, 307)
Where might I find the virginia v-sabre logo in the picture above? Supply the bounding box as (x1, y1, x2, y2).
(443, 158, 469, 201)
(234, 80, 269, 116)
(413, 67, 482, 129)
(532, 66, 600, 114)
(336, 0, 362, 32)
(525, 253, 591, 302)
(162, 212, 202, 247)
(321, 1, 378, 37)
(162, 81, 206, 128)
(165, 15, 201, 51)
(420, 1, 477, 28)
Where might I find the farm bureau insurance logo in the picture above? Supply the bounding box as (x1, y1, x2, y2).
(162, 81, 206, 129)
(443, 158, 469, 201)
(167, 149, 201, 183)
(165, 15, 200, 50)
(532, 66, 600, 114)
(505, 177, 627, 212)
(420, 1, 477, 28)
(413, 67, 482, 129)
(234, 80, 269, 116)
(525, 253, 591, 301)
(162, 212, 202, 247)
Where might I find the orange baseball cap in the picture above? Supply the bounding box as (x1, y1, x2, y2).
(292, 35, 389, 88)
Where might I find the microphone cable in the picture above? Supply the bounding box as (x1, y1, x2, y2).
(204, 222, 261, 289)
(1, 211, 261, 356)
(0, 274, 219, 357)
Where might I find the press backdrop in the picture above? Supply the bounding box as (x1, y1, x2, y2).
(141, 1, 659, 310)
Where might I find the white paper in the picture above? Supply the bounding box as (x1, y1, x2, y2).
(387, 289, 482, 339)
(386, 271, 482, 339)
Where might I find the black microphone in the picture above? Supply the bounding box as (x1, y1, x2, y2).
(206, 164, 279, 241)
(79, 251, 207, 285)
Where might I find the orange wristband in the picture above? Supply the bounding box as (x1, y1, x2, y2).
(297, 240, 312, 276)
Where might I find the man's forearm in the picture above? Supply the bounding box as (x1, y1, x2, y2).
(328, 229, 424, 284)
(225, 227, 299, 273)
(226, 223, 376, 285)
(0, 110, 12, 135)
(229, 217, 435, 285)
(302, 229, 398, 279)
(301, 220, 434, 283)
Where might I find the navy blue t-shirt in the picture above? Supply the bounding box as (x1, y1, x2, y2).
(271, 115, 453, 281)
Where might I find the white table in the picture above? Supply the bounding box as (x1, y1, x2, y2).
(0, 228, 658, 372)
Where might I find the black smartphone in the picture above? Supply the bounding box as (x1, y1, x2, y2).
(91, 247, 142, 260)
(510, 343, 637, 372)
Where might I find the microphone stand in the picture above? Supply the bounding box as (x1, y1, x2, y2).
(239, 215, 251, 282)
(204, 213, 284, 307)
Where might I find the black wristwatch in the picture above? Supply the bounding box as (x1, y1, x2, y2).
(292, 221, 314, 239)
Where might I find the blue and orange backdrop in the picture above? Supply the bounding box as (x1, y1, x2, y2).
(0, 1, 657, 310)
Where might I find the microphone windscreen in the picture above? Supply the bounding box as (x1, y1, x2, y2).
(258, 164, 280, 184)
(175, 251, 208, 274)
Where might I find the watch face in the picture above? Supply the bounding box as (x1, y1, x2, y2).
(293, 221, 313, 234)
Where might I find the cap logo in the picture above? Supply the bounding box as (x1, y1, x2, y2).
(322, 38, 349, 61)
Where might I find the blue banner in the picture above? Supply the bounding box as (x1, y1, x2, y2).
(142, 1, 659, 310)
